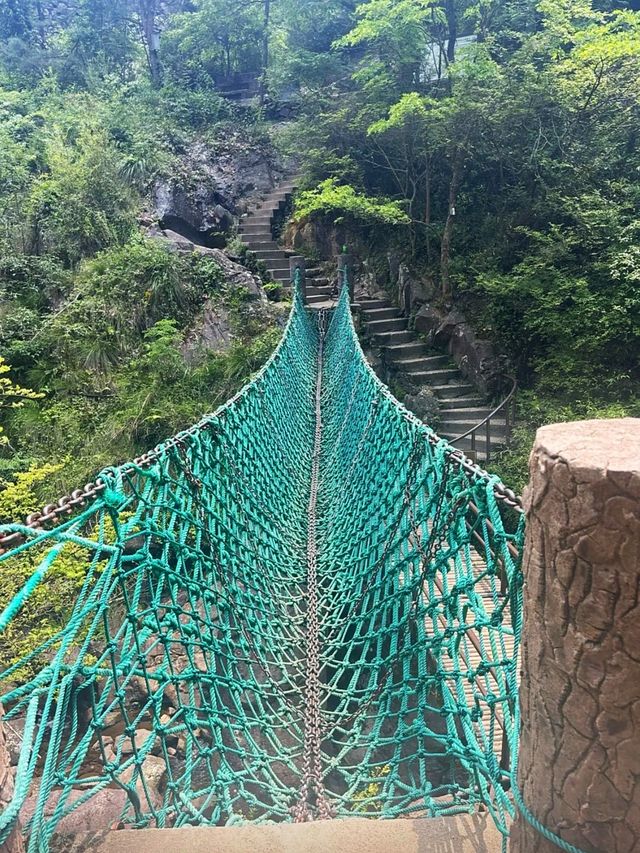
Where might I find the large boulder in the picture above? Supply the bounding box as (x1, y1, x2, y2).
(404, 387, 441, 427)
(153, 137, 286, 243)
(396, 263, 437, 317)
(194, 247, 265, 301)
(182, 303, 233, 361)
(414, 305, 505, 396)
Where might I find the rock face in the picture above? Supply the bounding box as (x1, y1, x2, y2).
(403, 388, 440, 426)
(394, 261, 437, 316)
(153, 137, 287, 244)
(182, 303, 233, 360)
(414, 303, 504, 396)
(286, 219, 345, 260)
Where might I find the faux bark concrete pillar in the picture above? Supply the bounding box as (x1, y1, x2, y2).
(512, 419, 640, 853)
(0, 704, 24, 852)
(337, 253, 354, 303)
(289, 256, 306, 303)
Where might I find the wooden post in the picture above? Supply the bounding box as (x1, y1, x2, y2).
(337, 253, 354, 303)
(512, 419, 640, 853)
(0, 704, 24, 852)
(289, 256, 306, 304)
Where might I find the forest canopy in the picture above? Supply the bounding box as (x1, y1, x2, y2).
(0, 0, 639, 505)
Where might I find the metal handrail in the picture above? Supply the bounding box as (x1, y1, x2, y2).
(450, 374, 518, 464)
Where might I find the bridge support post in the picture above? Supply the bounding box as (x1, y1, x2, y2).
(0, 704, 24, 852)
(289, 256, 306, 304)
(337, 252, 354, 303)
(511, 419, 640, 853)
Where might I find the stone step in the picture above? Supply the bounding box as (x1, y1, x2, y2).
(362, 307, 401, 321)
(385, 341, 430, 359)
(239, 224, 273, 234)
(442, 434, 505, 460)
(252, 250, 288, 262)
(357, 299, 391, 310)
(394, 355, 450, 372)
(372, 330, 415, 345)
(269, 262, 292, 274)
(307, 277, 330, 287)
(366, 318, 409, 334)
(409, 367, 461, 385)
(81, 815, 503, 853)
(411, 367, 460, 385)
(241, 241, 279, 251)
(430, 383, 476, 399)
(241, 234, 274, 243)
(307, 293, 331, 304)
(247, 215, 274, 224)
(441, 419, 508, 438)
(307, 286, 335, 297)
(255, 193, 290, 208)
(439, 407, 494, 421)
(440, 396, 487, 410)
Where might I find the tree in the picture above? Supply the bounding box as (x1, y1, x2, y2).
(138, 0, 163, 86)
(0, 0, 32, 41)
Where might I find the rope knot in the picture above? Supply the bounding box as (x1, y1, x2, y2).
(98, 467, 128, 510)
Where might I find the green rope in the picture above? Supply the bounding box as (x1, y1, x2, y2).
(0, 282, 529, 850)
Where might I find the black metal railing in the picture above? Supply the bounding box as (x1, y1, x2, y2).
(450, 374, 518, 464)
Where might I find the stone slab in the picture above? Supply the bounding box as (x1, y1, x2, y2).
(79, 815, 505, 853)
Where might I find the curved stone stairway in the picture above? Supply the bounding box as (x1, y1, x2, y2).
(357, 297, 506, 461)
(238, 179, 506, 460)
(217, 72, 260, 104)
(238, 178, 299, 286)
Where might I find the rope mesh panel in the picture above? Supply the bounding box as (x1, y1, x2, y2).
(0, 284, 524, 851)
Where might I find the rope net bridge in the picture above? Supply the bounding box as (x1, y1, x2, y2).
(0, 282, 525, 851)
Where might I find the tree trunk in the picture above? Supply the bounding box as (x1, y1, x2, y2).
(425, 155, 432, 261)
(445, 0, 457, 63)
(512, 420, 640, 853)
(440, 146, 463, 299)
(139, 0, 162, 88)
(34, 0, 46, 48)
(260, 0, 271, 104)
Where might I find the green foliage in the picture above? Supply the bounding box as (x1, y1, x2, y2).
(294, 178, 410, 226)
(0, 357, 42, 447)
(0, 461, 96, 677)
(29, 125, 138, 263)
(0, 541, 95, 677)
(43, 239, 223, 375)
(0, 461, 64, 523)
(493, 392, 640, 492)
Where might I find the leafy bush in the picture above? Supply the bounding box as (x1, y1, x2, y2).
(294, 179, 410, 227)
(29, 125, 138, 263)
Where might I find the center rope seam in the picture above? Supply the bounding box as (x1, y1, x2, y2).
(293, 308, 334, 822)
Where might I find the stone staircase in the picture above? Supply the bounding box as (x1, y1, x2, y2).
(304, 265, 339, 309)
(217, 72, 260, 104)
(358, 297, 507, 460)
(239, 190, 507, 460)
(238, 178, 299, 286)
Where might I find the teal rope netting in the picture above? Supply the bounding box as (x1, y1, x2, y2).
(0, 282, 525, 851)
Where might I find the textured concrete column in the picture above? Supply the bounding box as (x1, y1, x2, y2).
(0, 704, 24, 852)
(337, 253, 354, 302)
(512, 419, 640, 853)
(289, 256, 306, 303)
